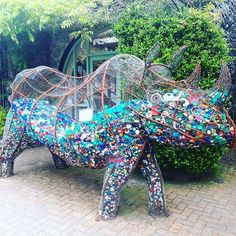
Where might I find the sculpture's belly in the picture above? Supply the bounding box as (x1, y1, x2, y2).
(29, 114, 109, 168)
(12, 99, 110, 167)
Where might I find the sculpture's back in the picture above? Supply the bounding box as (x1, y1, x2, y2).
(9, 55, 145, 117)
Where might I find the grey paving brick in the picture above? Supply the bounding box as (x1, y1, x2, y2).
(0, 147, 235, 236)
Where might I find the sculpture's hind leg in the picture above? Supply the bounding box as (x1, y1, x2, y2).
(97, 143, 144, 220)
(51, 152, 68, 169)
(0, 112, 32, 177)
(139, 142, 168, 217)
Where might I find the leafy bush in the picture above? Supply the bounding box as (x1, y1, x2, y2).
(0, 106, 8, 137)
(113, 8, 230, 177)
(154, 143, 226, 178)
(113, 8, 231, 88)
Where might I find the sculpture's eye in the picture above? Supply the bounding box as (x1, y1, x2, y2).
(152, 95, 159, 102)
(150, 92, 163, 104)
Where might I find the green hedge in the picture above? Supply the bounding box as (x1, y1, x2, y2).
(113, 8, 231, 88)
(0, 106, 8, 137)
(114, 8, 230, 177)
(154, 143, 226, 177)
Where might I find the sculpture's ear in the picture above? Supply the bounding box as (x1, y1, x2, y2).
(185, 64, 201, 86)
(145, 42, 161, 66)
(169, 46, 187, 70)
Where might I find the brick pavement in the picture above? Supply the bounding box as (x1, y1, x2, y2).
(0, 147, 236, 236)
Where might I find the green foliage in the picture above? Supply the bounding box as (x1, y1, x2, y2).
(114, 8, 230, 88)
(0, 0, 111, 43)
(0, 106, 8, 137)
(155, 143, 226, 176)
(114, 7, 231, 177)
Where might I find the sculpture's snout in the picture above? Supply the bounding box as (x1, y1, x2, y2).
(148, 103, 236, 148)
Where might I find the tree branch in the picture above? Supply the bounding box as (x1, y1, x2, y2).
(171, 0, 180, 10)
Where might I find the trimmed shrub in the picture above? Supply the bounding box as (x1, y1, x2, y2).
(113, 8, 230, 177)
(154, 143, 226, 178)
(113, 8, 231, 88)
(0, 106, 8, 137)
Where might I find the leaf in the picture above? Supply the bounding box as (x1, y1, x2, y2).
(61, 19, 74, 29)
(26, 29, 35, 42)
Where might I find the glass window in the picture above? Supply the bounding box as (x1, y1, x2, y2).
(61, 28, 119, 120)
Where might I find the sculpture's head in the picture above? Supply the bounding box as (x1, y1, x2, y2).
(135, 43, 236, 148)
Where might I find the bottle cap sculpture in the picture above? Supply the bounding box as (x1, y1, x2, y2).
(1, 42, 236, 220)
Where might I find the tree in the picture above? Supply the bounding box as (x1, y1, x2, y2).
(0, 0, 112, 107)
(0, 0, 113, 43)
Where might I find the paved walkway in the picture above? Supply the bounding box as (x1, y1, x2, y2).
(0, 147, 236, 236)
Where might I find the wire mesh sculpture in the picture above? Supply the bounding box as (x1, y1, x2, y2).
(0, 42, 236, 220)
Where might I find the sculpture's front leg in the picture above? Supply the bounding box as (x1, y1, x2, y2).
(98, 141, 145, 220)
(139, 142, 168, 217)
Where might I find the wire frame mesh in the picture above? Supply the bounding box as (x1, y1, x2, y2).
(4, 53, 236, 150)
